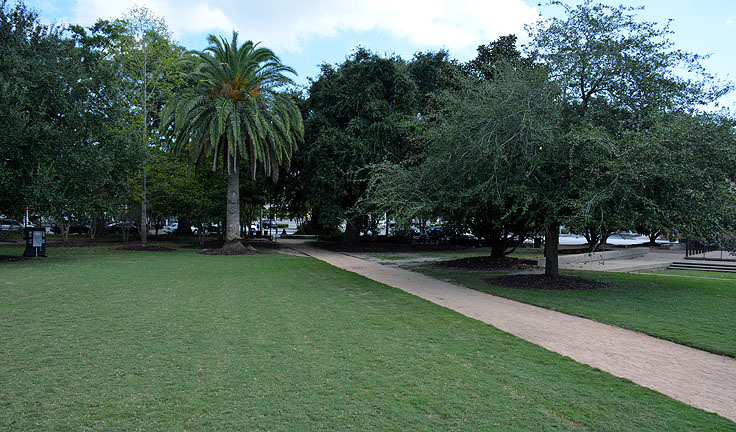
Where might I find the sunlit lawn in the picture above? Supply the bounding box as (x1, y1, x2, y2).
(1, 246, 733, 430)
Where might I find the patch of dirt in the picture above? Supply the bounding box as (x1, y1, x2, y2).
(438, 256, 537, 270)
(115, 245, 177, 252)
(48, 241, 121, 247)
(181, 240, 282, 251)
(485, 274, 609, 290)
(180, 240, 224, 249)
(0, 255, 26, 263)
(313, 241, 464, 254)
(200, 248, 261, 255)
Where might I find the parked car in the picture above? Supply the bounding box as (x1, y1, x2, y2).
(0, 218, 23, 231)
(49, 224, 90, 235)
(162, 223, 178, 234)
(262, 219, 279, 229)
(426, 226, 443, 237)
(391, 226, 420, 238)
(105, 222, 138, 235)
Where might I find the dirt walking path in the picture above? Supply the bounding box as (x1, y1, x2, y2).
(287, 242, 736, 422)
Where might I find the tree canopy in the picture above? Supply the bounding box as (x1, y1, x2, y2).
(300, 48, 428, 244)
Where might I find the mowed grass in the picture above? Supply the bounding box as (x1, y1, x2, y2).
(0, 247, 733, 430)
(417, 265, 736, 358)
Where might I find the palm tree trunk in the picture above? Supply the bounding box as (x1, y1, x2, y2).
(223, 149, 246, 252)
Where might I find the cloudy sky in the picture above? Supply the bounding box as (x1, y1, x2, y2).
(24, 0, 736, 109)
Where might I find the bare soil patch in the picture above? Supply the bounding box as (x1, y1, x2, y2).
(180, 240, 224, 249)
(49, 241, 122, 247)
(0, 255, 26, 263)
(116, 245, 176, 252)
(486, 274, 609, 290)
(200, 247, 261, 255)
(438, 256, 536, 270)
(313, 241, 463, 254)
(181, 239, 281, 252)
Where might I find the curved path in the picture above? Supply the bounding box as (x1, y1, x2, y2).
(285, 242, 736, 422)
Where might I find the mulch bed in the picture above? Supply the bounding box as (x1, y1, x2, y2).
(438, 256, 537, 270)
(0, 255, 27, 263)
(313, 241, 462, 254)
(181, 240, 282, 252)
(200, 248, 261, 256)
(180, 240, 225, 249)
(115, 245, 177, 252)
(485, 274, 609, 291)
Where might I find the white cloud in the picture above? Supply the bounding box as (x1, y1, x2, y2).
(69, 0, 235, 38)
(65, 0, 539, 52)
(727, 15, 736, 26)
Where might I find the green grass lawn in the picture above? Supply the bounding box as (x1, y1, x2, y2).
(645, 269, 736, 280)
(416, 265, 736, 358)
(1, 246, 733, 430)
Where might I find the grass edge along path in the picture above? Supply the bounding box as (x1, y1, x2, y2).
(0, 246, 733, 429)
(414, 265, 736, 359)
(290, 243, 736, 423)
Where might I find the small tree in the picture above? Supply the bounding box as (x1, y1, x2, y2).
(113, 7, 181, 245)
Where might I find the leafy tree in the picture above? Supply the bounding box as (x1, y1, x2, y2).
(629, 112, 736, 246)
(0, 1, 138, 240)
(365, 62, 559, 257)
(302, 48, 418, 245)
(461, 35, 531, 81)
(161, 32, 303, 251)
(367, 37, 544, 257)
(110, 8, 182, 245)
(408, 50, 450, 112)
(526, 0, 731, 275)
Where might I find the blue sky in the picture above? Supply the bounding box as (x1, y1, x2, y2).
(25, 0, 736, 109)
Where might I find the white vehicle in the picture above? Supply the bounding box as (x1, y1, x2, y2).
(162, 223, 178, 234)
(0, 218, 24, 231)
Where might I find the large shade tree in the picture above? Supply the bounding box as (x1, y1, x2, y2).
(162, 32, 303, 251)
(0, 1, 138, 238)
(526, 0, 731, 276)
(301, 48, 419, 245)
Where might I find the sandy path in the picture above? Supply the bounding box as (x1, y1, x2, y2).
(288, 243, 736, 422)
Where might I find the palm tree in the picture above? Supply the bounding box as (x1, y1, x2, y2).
(161, 32, 303, 251)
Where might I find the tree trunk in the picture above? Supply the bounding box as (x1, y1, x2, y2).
(488, 230, 506, 258)
(544, 223, 560, 278)
(90, 216, 105, 240)
(58, 222, 70, 243)
(140, 43, 148, 246)
(343, 215, 361, 246)
(223, 151, 245, 252)
(176, 218, 192, 236)
(141, 168, 147, 246)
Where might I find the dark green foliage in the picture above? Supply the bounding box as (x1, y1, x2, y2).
(529, 1, 736, 254)
(302, 48, 419, 243)
(366, 49, 560, 257)
(408, 50, 450, 111)
(0, 1, 138, 235)
(461, 34, 531, 81)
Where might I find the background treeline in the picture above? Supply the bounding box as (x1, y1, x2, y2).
(2, 0, 735, 276)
